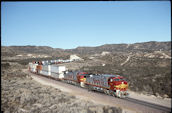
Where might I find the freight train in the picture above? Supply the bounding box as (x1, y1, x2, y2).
(28, 61, 129, 98)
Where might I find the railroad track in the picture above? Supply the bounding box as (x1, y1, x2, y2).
(87, 88, 171, 112)
(123, 97, 171, 112)
(24, 69, 171, 113)
(89, 90, 171, 113)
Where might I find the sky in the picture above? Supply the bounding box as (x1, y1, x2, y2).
(1, 1, 171, 49)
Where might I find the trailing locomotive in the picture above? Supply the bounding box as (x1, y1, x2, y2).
(28, 61, 129, 98)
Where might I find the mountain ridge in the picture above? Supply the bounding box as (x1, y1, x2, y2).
(2, 41, 171, 57)
(1, 41, 171, 98)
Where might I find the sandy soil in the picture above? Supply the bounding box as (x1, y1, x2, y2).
(24, 69, 171, 113)
(127, 90, 171, 108)
(58, 60, 171, 108)
(1, 62, 122, 113)
(25, 69, 171, 108)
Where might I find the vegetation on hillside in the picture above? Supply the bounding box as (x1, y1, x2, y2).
(81, 54, 171, 98)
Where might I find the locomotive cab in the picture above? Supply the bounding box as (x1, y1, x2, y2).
(76, 72, 89, 87)
(108, 76, 128, 98)
(76, 72, 88, 83)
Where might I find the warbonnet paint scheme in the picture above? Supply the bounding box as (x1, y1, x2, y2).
(28, 61, 129, 98)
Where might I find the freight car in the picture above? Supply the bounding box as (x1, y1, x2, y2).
(28, 61, 128, 98)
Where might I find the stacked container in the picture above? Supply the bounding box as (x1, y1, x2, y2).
(38, 64, 66, 79)
(51, 65, 66, 79)
(29, 62, 38, 73)
(39, 65, 51, 76)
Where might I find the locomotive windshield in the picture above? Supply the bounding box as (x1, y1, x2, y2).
(114, 78, 126, 81)
(114, 79, 119, 81)
(80, 74, 89, 76)
(120, 78, 126, 81)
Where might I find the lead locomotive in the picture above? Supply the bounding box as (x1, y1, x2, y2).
(29, 61, 129, 98)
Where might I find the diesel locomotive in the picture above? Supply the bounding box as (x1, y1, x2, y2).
(28, 61, 129, 98)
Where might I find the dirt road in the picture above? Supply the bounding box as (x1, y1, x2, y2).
(23, 69, 171, 113)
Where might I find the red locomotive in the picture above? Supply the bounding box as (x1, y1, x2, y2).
(28, 62, 128, 98)
(85, 74, 128, 98)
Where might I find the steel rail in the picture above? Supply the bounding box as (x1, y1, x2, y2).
(26, 70, 171, 113)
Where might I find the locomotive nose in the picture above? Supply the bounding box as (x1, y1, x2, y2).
(120, 81, 128, 90)
(124, 81, 127, 84)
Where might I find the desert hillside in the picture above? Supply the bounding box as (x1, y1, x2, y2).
(2, 41, 171, 98)
(1, 61, 122, 113)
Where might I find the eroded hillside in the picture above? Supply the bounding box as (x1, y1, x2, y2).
(1, 61, 122, 113)
(2, 41, 171, 98)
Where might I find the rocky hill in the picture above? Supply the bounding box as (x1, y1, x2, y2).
(2, 41, 171, 57)
(1, 46, 68, 58)
(65, 41, 171, 55)
(2, 41, 171, 98)
(1, 61, 122, 113)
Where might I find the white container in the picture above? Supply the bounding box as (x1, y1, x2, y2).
(41, 65, 51, 75)
(42, 65, 49, 71)
(51, 72, 59, 78)
(30, 64, 38, 72)
(40, 70, 49, 76)
(59, 73, 64, 79)
(51, 65, 66, 74)
(48, 65, 51, 75)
